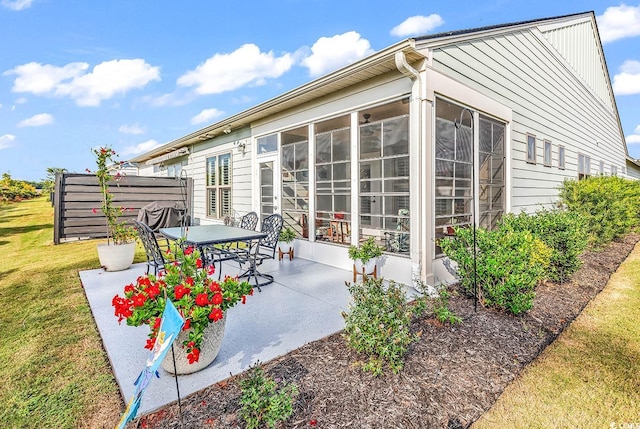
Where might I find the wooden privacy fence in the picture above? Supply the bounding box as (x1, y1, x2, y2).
(53, 173, 193, 244)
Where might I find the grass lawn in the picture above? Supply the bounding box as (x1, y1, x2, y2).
(473, 242, 640, 428)
(0, 197, 145, 428)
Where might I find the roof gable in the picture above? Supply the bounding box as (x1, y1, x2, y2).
(539, 17, 613, 110)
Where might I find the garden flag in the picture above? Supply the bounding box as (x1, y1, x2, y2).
(116, 299, 185, 429)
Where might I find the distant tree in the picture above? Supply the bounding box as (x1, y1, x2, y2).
(0, 172, 38, 202)
(43, 167, 67, 201)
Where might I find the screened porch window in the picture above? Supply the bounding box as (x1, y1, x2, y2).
(435, 98, 505, 256)
(281, 126, 309, 239)
(315, 115, 351, 244)
(578, 154, 591, 180)
(359, 110, 410, 254)
(206, 153, 232, 218)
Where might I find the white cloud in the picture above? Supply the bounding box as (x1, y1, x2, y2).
(177, 44, 294, 95)
(190, 108, 224, 125)
(612, 60, 640, 95)
(4, 59, 160, 106)
(17, 113, 53, 127)
(301, 32, 374, 77)
(0, 134, 16, 149)
(1, 0, 33, 11)
(120, 139, 161, 156)
(627, 124, 640, 145)
(119, 123, 145, 135)
(597, 4, 640, 43)
(391, 14, 445, 37)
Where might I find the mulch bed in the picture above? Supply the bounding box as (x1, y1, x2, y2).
(136, 233, 640, 429)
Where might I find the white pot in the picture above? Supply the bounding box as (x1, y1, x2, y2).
(354, 257, 378, 276)
(162, 314, 227, 375)
(278, 241, 292, 253)
(97, 241, 136, 272)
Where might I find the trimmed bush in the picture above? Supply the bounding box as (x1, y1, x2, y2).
(559, 176, 640, 247)
(500, 209, 588, 283)
(342, 278, 419, 375)
(440, 226, 551, 315)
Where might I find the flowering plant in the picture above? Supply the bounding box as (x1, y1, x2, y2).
(112, 243, 254, 364)
(87, 146, 137, 245)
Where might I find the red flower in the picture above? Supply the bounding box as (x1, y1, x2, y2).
(195, 293, 209, 306)
(174, 285, 191, 300)
(309, 419, 317, 426)
(124, 284, 134, 293)
(182, 319, 191, 330)
(211, 292, 223, 305)
(241, 295, 246, 304)
(249, 288, 254, 296)
(187, 341, 195, 349)
(145, 284, 160, 299)
(197, 258, 203, 269)
(92, 208, 98, 214)
(185, 276, 194, 286)
(132, 293, 147, 307)
(184, 246, 194, 255)
(144, 338, 156, 350)
(153, 317, 162, 330)
(206, 264, 215, 275)
(209, 308, 223, 321)
(187, 348, 200, 363)
(210, 282, 221, 293)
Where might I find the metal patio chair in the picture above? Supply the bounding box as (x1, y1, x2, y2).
(133, 220, 167, 275)
(238, 213, 283, 290)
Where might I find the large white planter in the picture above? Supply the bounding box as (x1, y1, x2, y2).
(162, 314, 227, 375)
(278, 241, 292, 253)
(97, 241, 136, 272)
(354, 257, 378, 276)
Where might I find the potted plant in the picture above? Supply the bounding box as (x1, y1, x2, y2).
(112, 244, 254, 374)
(348, 236, 384, 281)
(89, 146, 138, 271)
(278, 226, 296, 260)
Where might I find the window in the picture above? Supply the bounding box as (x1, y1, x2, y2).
(543, 140, 552, 167)
(256, 134, 277, 154)
(435, 99, 505, 256)
(578, 154, 591, 180)
(315, 115, 351, 244)
(600, 160, 604, 175)
(558, 145, 565, 169)
(281, 126, 309, 239)
(359, 100, 410, 254)
(206, 153, 232, 218)
(526, 134, 536, 164)
(612, 165, 618, 176)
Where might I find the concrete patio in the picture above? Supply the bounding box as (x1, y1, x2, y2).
(80, 256, 355, 416)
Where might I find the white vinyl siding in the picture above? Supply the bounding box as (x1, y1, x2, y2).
(430, 21, 626, 212)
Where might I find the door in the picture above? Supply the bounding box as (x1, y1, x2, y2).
(259, 160, 278, 220)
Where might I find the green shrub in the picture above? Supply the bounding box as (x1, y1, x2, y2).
(559, 176, 640, 247)
(238, 364, 298, 429)
(440, 226, 551, 315)
(500, 209, 588, 283)
(413, 280, 462, 325)
(342, 278, 419, 375)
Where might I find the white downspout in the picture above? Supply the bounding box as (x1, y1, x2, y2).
(394, 50, 430, 290)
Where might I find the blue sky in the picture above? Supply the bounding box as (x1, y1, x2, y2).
(1, 0, 639, 182)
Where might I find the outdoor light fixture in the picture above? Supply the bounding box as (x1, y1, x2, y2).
(223, 125, 232, 134)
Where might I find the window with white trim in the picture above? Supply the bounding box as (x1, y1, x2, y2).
(578, 154, 591, 180)
(612, 165, 618, 176)
(206, 153, 232, 218)
(543, 140, 552, 167)
(600, 160, 604, 175)
(558, 145, 565, 169)
(526, 134, 536, 164)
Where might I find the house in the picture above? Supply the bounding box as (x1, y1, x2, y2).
(130, 11, 638, 287)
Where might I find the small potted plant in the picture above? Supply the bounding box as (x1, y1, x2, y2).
(278, 226, 296, 260)
(348, 236, 383, 281)
(112, 244, 254, 374)
(89, 146, 138, 271)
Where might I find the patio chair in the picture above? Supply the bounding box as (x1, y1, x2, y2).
(133, 220, 167, 275)
(384, 209, 410, 253)
(204, 211, 260, 278)
(238, 213, 283, 290)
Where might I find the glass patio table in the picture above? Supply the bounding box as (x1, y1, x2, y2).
(160, 225, 269, 287)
